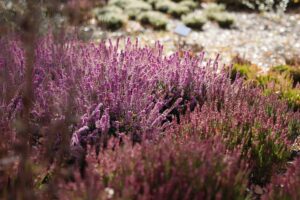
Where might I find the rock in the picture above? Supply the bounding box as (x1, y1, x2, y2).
(254, 185, 264, 195)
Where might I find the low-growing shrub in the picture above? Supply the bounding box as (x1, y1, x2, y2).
(124, 1, 152, 20)
(137, 11, 168, 29)
(98, 12, 127, 30)
(182, 11, 207, 30)
(202, 2, 226, 13)
(179, 0, 198, 9)
(263, 157, 300, 200)
(1, 32, 300, 199)
(208, 12, 235, 28)
(230, 62, 300, 110)
(216, 0, 290, 12)
(99, 135, 250, 200)
(155, 0, 176, 13)
(271, 65, 300, 87)
(169, 83, 300, 185)
(230, 63, 261, 81)
(168, 4, 191, 18)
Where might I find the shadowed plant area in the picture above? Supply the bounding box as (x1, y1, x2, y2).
(1, 0, 300, 200)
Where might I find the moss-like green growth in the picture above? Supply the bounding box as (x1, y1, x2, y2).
(231, 63, 300, 110)
(282, 89, 300, 110)
(271, 65, 300, 86)
(125, 1, 152, 20)
(138, 11, 168, 30)
(181, 11, 206, 30)
(231, 64, 261, 81)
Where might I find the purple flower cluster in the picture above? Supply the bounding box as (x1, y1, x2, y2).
(95, 135, 249, 200)
(1, 34, 300, 199)
(263, 157, 300, 200)
(1, 34, 234, 150)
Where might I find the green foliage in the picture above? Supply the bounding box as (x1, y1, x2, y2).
(201, 3, 234, 29)
(168, 4, 190, 18)
(202, 2, 226, 13)
(155, 0, 176, 13)
(91, 5, 123, 16)
(209, 12, 235, 28)
(231, 63, 261, 81)
(181, 11, 207, 30)
(155, 0, 198, 18)
(98, 12, 127, 30)
(138, 11, 168, 30)
(271, 65, 300, 86)
(179, 0, 198, 9)
(230, 63, 300, 110)
(124, 1, 152, 19)
(108, 0, 136, 8)
(281, 88, 300, 110)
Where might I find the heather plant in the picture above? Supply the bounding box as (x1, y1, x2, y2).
(170, 82, 300, 184)
(271, 65, 300, 87)
(97, 135, 250, 200)
(2, 24, 300, 199)
(1, 34, 234, 154)
(229, 62, 300, 110)
(262, 157, 300, 200)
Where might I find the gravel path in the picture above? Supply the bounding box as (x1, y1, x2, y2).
(88, 11, 300, 69)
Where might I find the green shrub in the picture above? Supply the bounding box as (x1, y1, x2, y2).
(98, 12, 128, 30)
(143, 0, 159, 7)
(179, 0, 198, 9)
(202, 2, 226, 13)
(91, 5, 123, 17)
(138, 11, 168, 30)
(181, 11, 207, 30)
(271, 65, 300, 86)
(124, 1, 152, 19)
(155, 0, 176, 13)
(168, 4, 190, 18)
(282, 88, 300, 110)
(230, 63, 260, 81)
(156, 0, 194, 18)
(230, 63, 300, 111)
(108, 0, 136, 8)
(210, 12, 235, 28)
